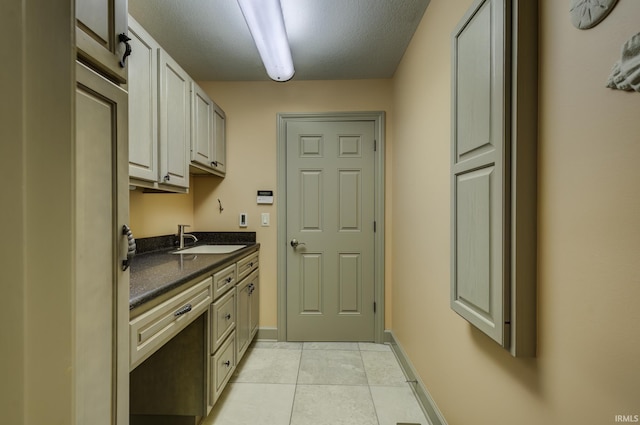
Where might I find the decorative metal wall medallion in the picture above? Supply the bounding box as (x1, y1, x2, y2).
(570, 0, 618, 29)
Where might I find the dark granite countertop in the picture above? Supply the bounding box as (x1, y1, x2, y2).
(129, 232, 258, 313)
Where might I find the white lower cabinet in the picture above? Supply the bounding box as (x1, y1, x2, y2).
(210, 332, 236, 406)
(207, 250, 260, 411)
(236, 269, 259, 363)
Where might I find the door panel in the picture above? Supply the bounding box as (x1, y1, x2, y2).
(286, 120, 375, 341)
(451, 0, 508, 346)
(75, 62, 129, 425)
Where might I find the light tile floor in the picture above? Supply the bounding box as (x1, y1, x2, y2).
(203, 341, 429, 425)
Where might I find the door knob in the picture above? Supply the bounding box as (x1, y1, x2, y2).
(290, 239, 306, 248)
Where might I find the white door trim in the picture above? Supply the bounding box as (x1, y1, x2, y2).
(276, 112, 386, 343)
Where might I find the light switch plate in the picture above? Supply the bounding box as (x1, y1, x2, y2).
(261, 212, 270, 226)
(239, 212, 247, 227)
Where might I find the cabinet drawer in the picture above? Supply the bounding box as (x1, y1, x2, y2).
(210, 332, 236, 406)
(211, 288, 236, 353)
(130, 277, 212, 370)
(213, 263, 237, 299)
(237, 251, 259, 282)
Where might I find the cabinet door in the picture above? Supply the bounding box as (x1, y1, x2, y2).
(159, 50, 191, 189)
(75, 61, 129, 425)
(236, 278, 251, 361)
(451, 0, 508, 347)
(127, 16, 159, 183)
(249, 273, 259, 341)
(76, 0, 128, 83)
(212, 106, 227, 175)
(191, 83, 215, 168)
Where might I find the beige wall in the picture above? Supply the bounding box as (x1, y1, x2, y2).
(391, 0, 640, 424)
(194, 80, 394, 329)
(129, 189, 194, 238)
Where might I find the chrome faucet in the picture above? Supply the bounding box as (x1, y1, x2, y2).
(177, 224, 198, 249)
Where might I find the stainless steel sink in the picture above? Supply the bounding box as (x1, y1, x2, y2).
(171, 245, 246, 255)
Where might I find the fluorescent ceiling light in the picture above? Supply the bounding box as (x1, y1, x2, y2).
(237, 0, 295, 82)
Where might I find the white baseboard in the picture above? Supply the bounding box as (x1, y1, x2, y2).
(384, 330, 448, 425)
(255, 327, 278, 341)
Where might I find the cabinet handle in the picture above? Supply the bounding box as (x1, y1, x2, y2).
(118, 33, 132, 68)
(211, 161, 218, 167)
(163, 174, 171, 182)
(226, 277, 233, 283)
(225, 313, 231, 320)
(174, 303, 192, 317)
(223, 360, 231, 367)
(248, 262, 254, 268)
(121, 225, 136, 271)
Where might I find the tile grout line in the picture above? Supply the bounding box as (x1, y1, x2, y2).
(360, 343, 383, 425)
(287, 344, 304, 425)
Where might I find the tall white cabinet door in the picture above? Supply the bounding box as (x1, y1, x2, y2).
(451, 0, 509, 347)
(159, 50, 191, 189)
(128, 16, 159, 183)
(212, 106, 226, 175)
(76, 0, 128, 83)
(75, 62, 129, 425)
(191, 83, 215, 168)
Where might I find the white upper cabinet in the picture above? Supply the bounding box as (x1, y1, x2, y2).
(76, 0, 128, 83)
(191, 83, 215, 169)
(159, 49, 191, 190)
(191, 84, 227, 177)
(128, 16, 226, 192)
(127, 16, 191, 192)
(212, 106, 227, 176)
(127, 16, 159, 183)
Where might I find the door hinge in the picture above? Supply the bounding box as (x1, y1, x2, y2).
(374, 221, 376, 232)
(374, 139, 377, 151)
(374, 302, 377, 313)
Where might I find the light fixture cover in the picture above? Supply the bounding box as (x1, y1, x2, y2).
(237, 0, 295, 81)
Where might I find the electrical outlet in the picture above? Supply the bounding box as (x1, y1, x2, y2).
(239, 213, 247, 227)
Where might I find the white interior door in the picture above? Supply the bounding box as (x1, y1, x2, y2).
(286, 120, 376, 341)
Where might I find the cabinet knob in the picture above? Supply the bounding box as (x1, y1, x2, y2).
(163, 174, 171, 182)
(225, 313, 231, 320)
(223, 360, 231, 367)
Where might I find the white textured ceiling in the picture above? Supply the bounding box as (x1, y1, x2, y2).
(128, 0, 430, 81)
